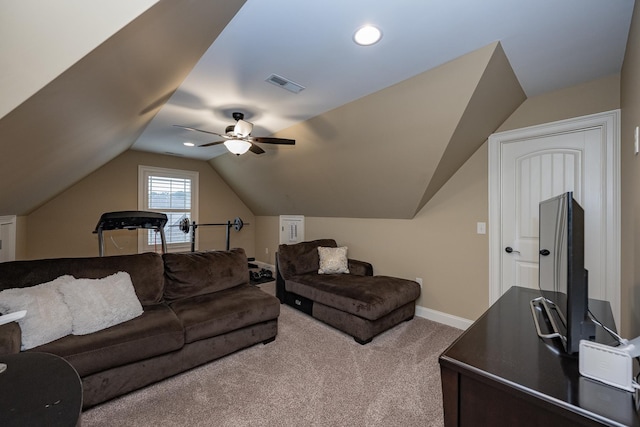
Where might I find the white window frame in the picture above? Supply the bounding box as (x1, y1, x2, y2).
(138, 165, 199, 253)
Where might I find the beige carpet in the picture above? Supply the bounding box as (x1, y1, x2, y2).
(82, 282, 461, 427)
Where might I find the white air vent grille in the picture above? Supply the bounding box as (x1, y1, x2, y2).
(266, 74, 305, 94)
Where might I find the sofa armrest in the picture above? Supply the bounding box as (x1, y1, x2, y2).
(348, 259, 373, 276)
(0, 322, 21, 355)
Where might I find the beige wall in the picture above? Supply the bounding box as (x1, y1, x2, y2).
(256, 143, 488, 321)
(256, 74, 621, 323)
(621, 1, 640, 338)
(23, 150, 255, 259)
(497, 73, 620, 132)
(15, 216, 28, 260)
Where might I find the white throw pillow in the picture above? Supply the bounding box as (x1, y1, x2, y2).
(318, 246, 350, 274)
(59, 272, 143, 335)
(0, 275, 75, 350)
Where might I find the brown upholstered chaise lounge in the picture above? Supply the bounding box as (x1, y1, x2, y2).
(276, 239, 420, 344)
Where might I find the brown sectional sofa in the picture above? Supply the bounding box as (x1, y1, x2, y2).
(0, 248, 279, 408)
(276, 239, 420, 344)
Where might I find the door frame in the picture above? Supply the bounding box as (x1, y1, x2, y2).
(0, 215, 17, 262)
(488, 109, 621, 324)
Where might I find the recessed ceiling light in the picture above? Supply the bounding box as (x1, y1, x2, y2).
(183, 142, 195, 147)
(353, 25, 382, 46)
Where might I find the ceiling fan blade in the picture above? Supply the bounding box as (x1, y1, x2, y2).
(173, 124, 224, 138)
(248, 136, 295, 145)
(249, 143, 265, 154)
(233, 119, 253, 137)
(198, 140, 225, 147)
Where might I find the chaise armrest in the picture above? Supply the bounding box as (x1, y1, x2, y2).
(348, 259, 373, 276)
(0, 322, 21, 355)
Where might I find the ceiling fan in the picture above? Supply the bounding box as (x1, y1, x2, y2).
(174, 112, 295, 155)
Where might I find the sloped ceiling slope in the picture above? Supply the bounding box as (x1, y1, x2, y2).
(210, 42, 525, 219)
(0, 0, 158, 119)
(417, 42, 526, 215)
(0, 0, 245, 216)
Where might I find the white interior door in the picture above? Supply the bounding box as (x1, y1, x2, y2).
(0, 216, 17, 263)
(489, 110, 620, 324)
(500, 129, 602, 293)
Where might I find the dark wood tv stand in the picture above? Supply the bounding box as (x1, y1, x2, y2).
(439, 286, 640, 427)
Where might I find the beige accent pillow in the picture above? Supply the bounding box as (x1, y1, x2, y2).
(59, 271, 143, 335)
(318, 246, 350, 274)
(0, 275, 74, 350)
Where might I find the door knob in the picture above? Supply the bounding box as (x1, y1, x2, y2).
(539, 249, 550, 256)
(505, 247, 520, 254)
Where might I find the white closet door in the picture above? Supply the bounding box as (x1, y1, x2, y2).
(0, 216, 17, 262)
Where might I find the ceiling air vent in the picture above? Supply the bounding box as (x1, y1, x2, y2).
(266, 73, 305, 94)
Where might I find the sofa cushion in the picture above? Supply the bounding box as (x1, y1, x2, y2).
(285, 274, 420, 321)
(163, 249, 249, 302)
(318, 246, 350, 274)
(278, 239, 337, 278)
(31, 304, 184, 377)
(0, 253, 165, 306)
(59, 272, 143, 335)
(0, 275, 74, 350)
(169, 284, 280, 344)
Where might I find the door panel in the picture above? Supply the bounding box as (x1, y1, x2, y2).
(500, 129, 604, 298)
(0, 216, 16, 263)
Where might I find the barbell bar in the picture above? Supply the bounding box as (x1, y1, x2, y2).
(170, 217, 248, 251)
(177, 217, 246, 234)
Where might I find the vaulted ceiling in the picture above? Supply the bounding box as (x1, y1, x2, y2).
(212, 42, 524, 218)
(0, 0, 634, 218)
(0, 0, 246, 216)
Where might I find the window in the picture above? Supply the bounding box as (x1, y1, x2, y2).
(138, 166, 198, 253)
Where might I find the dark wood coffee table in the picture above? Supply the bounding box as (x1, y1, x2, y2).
(0, 352, 82, 427)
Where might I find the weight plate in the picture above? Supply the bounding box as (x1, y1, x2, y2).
(179, 218, 191, 234)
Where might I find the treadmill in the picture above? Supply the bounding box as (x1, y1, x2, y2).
(93, 211, 167, 256)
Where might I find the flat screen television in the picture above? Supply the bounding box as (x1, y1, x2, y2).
(533, 191, 595, 354)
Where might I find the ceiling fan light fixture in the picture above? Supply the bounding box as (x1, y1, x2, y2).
(224, 139, 252, 155)
(353, 25, 382, 46)
(234, 119, 253, 137)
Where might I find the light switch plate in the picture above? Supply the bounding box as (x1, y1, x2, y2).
(477, 222, 486, 234)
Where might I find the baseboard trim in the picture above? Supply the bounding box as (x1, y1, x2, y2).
(415, 305, 473, 330)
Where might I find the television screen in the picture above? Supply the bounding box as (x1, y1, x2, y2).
(538, 193, 571, 307)
(537, 191, 593, 354)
